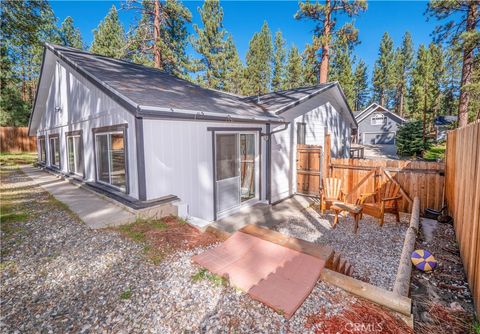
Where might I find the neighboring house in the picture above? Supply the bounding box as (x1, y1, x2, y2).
(434, 115, 457, 141)
(29, 44, 356, 223)
(354, 103, 406, 145)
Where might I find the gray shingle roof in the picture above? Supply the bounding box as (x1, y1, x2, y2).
(44, 44, 348, 124)
(241, 84, 335, 114)
(46, 44, 281, 123)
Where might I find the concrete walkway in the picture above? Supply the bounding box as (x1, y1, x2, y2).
(21, 166, 136, 229)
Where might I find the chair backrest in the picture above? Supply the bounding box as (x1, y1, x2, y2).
(377, 181, 401, 204)
(323, 178, 343, 200)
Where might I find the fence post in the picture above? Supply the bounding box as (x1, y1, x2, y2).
(323, 134, 331, 178)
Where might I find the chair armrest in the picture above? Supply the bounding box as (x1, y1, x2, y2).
(381, 195, 402, 202)
(358, 192, 376, 204)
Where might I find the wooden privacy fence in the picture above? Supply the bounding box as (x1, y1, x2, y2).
(328, 158, 445, 213)
(445, 120, 480, 316)
(0, 127, 36, 152)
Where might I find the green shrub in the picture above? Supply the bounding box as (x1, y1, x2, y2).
(396, 120, 430, 157)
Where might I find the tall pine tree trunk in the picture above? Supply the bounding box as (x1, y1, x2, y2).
(319, 0, 331, 83)
(153, 0, 162, 69)
(399, 92, 404, 117)
(458, 1, 477, 127)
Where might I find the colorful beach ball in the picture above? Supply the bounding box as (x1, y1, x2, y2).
(411, 249, 438, 271)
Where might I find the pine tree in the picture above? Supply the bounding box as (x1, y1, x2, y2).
(392, 32, 414, 117)
(191, 0, 227, 89)
(244, 21, 273, 96)
(1, 0, 60, 125)
(396, 120, 430, 157)
(272, 31, 286, 91)
(429, 43, 446, 120)
(295, 0, 367, 83)
(353, 59, 369, 110)
(427, 0, 479, 127)
(91, 5, 126, 59)
(372, 32, 395, 107)
(284, 45, 303, 90)
(302, 44, 319, 86)
(223, 35, 244, 95)
(59, 16, 83, 49)
(409, 44, 435, 143)
(329, 33, 356, 106)
(441, 47, 462, 115)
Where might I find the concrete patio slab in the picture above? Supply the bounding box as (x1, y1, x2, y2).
(21, 166, 136, 229)
(192, 229, 327, 318)
(211, 195, 326, 233)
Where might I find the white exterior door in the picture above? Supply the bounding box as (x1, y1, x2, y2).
(215, 132, 259, 218)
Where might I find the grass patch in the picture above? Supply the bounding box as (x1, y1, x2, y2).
(117, 218, 167, 243)
(473, 321, 480, 334)
(0, 260, 16, 273)
(192, 268, 228, 287)
(0, 152, 37, 167)
(423, 144, 446, 161)
(119, 288, 133, 300)
(0, 204, 27, 237)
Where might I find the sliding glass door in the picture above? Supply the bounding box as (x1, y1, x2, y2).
(95, 131, 126, 191)
(215, 132, 258, 216)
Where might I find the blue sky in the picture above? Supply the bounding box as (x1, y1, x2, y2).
(50, 0, 438, 73)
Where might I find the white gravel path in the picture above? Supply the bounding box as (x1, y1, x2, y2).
(1, 166, 360, 333)
(272, 207, 409, 290)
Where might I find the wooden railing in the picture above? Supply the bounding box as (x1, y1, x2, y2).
(0, 127, 37, 152)
(445, 120, 480, 316)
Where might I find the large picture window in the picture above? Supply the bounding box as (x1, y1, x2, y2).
(49, 135, 60, 168)
(94, 127, 127, 192)
(38, 136, 46, 163)
(66, 131, 84, 177)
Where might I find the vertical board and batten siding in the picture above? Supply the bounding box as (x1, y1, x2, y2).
(445, 120, 480, 316)
(329, 159, 445, 213)
(142, 119, 267, 222)
(0, 127, 37, 152)
(270, 99, 352, 203)
(36, 49, 139, 198)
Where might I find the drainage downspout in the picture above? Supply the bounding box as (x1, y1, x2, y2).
(262, 122, 289, 204)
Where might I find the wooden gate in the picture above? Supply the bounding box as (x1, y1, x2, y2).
(296, 144, 322, 196)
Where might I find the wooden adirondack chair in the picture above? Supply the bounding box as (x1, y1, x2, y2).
(320, 178, 346, 213)
(357, 181, 402, 226)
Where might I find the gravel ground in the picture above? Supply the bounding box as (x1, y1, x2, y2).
(272, 207, 410, 290)
(1, 166, 365, 333)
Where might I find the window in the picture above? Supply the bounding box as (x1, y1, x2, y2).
(38, 136, 46, 163)
(94, 127, 127, 192)
(49, 135, 60, 168)
(371, 113, 386, 125)
(66, 131, 83, 176)
(297, 123, 306, 144)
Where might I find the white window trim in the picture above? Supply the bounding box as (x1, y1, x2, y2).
(49, 136, 60, 168)
(94, 130, 127, 192)
(66, 134, 83, 176)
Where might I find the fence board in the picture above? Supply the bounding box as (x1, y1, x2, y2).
(0, 127, 37, 152)
(445, 120, 480, 317)
(329, 158, 445, 213)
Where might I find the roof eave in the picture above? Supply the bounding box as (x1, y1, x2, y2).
(138, 106, 286, 124)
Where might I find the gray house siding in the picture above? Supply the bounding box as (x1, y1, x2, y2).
(357, 111, 403, 145)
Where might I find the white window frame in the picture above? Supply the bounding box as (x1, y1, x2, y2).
(66, 133, 83, 177)
(38, 136, 46, 164)
(49, 135, 60, 169)
(371, 113, 387, 125)
(94, 129, 128, 193)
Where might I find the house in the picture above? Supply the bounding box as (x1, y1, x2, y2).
(29, 44, 356, 223)
(354, 103, 405, 145)
(434, 115, 457, 141)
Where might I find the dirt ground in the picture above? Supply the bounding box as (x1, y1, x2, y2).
(411, 218, 478, 333)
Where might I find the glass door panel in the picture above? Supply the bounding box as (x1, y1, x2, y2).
(240, 134, 256, 202)
(215, 134, 240, 213)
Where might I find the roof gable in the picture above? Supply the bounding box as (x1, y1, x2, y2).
(355, 103, 405, 124)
